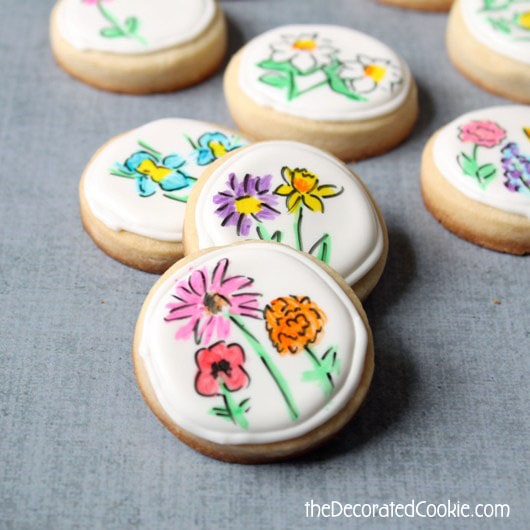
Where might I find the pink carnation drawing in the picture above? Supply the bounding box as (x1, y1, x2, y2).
(457, 120, 507, 190)
(458, 121, 506, 148)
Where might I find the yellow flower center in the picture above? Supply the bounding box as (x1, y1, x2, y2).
(292, 39, 317, 51)
(234, 195, 262, 215)
(292, 171, 317, 194)
(364, 64, 387, 83)
(137, 159, 172, 183)
(524, 127, 530, 139)
(519, 11, 530, 30)
(208, 141, 228, 159)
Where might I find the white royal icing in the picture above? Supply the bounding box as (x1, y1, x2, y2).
(83, 119, 248, 241)
(238, 24, 411, 121)
(460, 0, 530, 65)
(56, 0, 216, 54)
(139, 242, 368, 445)
(193, 141, 384, 285)
(433, 105, 530, 218)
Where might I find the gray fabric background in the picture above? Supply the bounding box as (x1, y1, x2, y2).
(0, 1, 528, 529)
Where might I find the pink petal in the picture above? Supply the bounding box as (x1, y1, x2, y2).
(217, 275, 253, 296)
(173, 284, 202, 304)
(198, 316, 216, 344)
(189, 268, 208, 296)
(216, 316, 231, 339)
(174, 315, 200, 341)
(210, 259, 229, 291)
(231, 293, 261, 306)
(165, 303, 200, 321)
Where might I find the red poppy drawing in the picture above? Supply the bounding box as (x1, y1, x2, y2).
(195, 341, 249, 396)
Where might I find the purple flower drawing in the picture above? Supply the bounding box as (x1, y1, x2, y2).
(213, 173, 281, 236)
(501, 143, 530, 196)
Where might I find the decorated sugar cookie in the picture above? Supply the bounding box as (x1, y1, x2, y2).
(133, 241, 374, 462)
(224, 24, 418, 161)
(378, 0, 454, 11)
(50, 0, 226, 93)
(421, 106, 530, 254)
(447, 0, 530, 103)
(80, 119, 248, 272)
(184, 141, 388, 300)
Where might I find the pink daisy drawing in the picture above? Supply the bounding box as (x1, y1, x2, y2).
(165, 259, 262, 345)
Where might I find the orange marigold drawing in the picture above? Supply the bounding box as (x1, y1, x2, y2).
(264, 295, 327, 355)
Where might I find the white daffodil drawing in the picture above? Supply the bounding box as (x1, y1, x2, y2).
(270, 33, 338, 72)
(339, 55, 403, 94)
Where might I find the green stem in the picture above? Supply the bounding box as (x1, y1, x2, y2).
(97, 1, 147, 47)
(471, 144, 485, 187)
(230, 315, 299, 421)
(287, 71, 298, 101)
(220, 383, 248, 429)
(293, 207, 304, 251)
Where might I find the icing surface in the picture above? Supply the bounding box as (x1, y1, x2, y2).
(56, 0, 216, 54)
(460, 0, 530, 65)
(83, 119, 247, 241)
(139, 242, 368, 445)
(238, 24, 411, 121)
(194, 141, 384, 285)
(433, 106, 530, 218)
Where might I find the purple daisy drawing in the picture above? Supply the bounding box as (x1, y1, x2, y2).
(213, 173, 281, 236)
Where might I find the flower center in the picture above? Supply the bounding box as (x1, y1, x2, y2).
(525, 127, 530, 140)
(364, 64, 387, 83)
(211, 359, 232, 379)
(203, 292, 230, 315)
(234, 195, 263, 214)
(519, 12, 530, 30)
(292, 173, 315, 194)
(137, 159, 172, 182)
(292, 39, 317, 51)
(208, 141, 228, 159)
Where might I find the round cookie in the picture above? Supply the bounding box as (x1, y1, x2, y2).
(224, 24, 418, 161)
(133, 241, 374, 463)
(80, 118, 249, 273)
(447, 0, 530, 103)
(50, 0, 227, 93)
(421, 106, 530, 254)
(378, 0, 453, 11)
(184, 141, 388, 301)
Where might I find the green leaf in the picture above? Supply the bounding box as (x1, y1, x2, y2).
(320, 346, 341, 376)
(487, 16, 513, 33)
(100, 26, 125, 39)
(259, 73, 289, 88)
(257, 59, 298, 74)
(458, 153, 479, 177)
(309, 234, 332, 264)
(256, 224, 283, 242)
(125, 17, 139, 34)
(208, 406, 232, 421)
(323, 60, 368, 102)
(477, 164, 497, 183)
